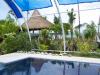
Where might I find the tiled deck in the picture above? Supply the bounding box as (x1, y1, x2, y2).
(0, 53, 100, 64)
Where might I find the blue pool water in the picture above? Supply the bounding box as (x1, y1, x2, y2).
(0, 58, 100, 75)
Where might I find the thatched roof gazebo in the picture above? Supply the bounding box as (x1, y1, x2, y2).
(23, 10, 52, 30)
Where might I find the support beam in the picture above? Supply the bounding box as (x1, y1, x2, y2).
(54, 0, 66, 53)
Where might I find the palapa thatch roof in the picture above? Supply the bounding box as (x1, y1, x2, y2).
(23, 10, 52, 30)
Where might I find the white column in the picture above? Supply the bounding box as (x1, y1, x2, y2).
(54, 0, 66, 53)
(12, 0, 31, 42)
(77, 0, 81, 35)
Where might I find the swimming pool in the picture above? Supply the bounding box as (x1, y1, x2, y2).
(0, 58, 100, 75)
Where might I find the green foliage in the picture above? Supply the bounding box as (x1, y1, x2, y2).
(84, 21, 96, 40)
(51, 16, 61, 33)
(39, 29, 50, 50)
(0, 15, 29, 54)
(0, 19, 19, 36)
(50, 23, 70, 34)
(96, 48, 100, 53)
(50, 24, 62, 33)
(40, 29, 50, 45)
(67, 9, 76, 25)
(67, 8, 76, 40)
(74, 29, 80, 38)
(49, 40, 63, 50)
(0, 20, 6, 25)
(63, 23, 71, 34)
(39, 29, 64, 50)
(40, 29, 49, 39)
(76, 39, 97, 54)
(54, 15, 60, 24)
(78, 41, 90, 53)
(39, 44, 49, 51)
(31, 39, 39, 49)
(0, 33, 32, 53)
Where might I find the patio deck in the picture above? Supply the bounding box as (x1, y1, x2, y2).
(0, 53, 100, 64)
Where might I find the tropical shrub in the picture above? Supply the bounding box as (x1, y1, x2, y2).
(0, 32, 32, 54)
(39, 29, 50, 50)
(84, 21, 96, 40)
(31, 38, 39, 49)
(76, 39, 93, 55)
(49, 40, 63, 50)
(39, 44, 49, 51)
(78, 42, 90, 52)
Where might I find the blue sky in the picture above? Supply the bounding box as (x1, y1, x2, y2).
(0, 0, 100, 26)
(0, 0, 10, 19)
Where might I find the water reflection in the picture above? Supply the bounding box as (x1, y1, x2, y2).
(0, 58, 100, 75)
(31, 59, 48, 72)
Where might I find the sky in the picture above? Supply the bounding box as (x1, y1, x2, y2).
(0, 0, 100, 27)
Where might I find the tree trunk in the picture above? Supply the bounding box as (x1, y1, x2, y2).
(71, 25, 73, 40)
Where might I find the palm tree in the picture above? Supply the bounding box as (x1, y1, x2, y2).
(50, 16, 61, 39)
(54, 15, 60, 24)
(83, 21, 96, 40)
(51, 16, 70, 39)
(67, 9, 76, 40)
